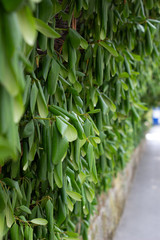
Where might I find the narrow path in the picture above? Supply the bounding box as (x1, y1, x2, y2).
(113, 126, 160, 240)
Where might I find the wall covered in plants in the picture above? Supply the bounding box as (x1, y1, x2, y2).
(0, 0, 160, 239)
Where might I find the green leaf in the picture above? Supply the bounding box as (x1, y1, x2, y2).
(131, 71, 140, 76)
(1, 0, 23, 12)
(30, 218, 48, 225)
(88, 116, 99, 136)
(78, 171, 87, 184)
(87, 109, 101, 114)
(66, 232, 79, 238)
(52, 123, 69, 165)
(30, 82, 38, 114)
(64, 238, 80, 240)
(19, 205, 32, 214)
(66, 190, 82, 201)
(23, 120, 34, 138)
(85, 185, 95, 203)
(118, 72, 130, 78)
(67, 197, 74, 212)
(23, 75, 31, 107)
(48, 59, 60, 95)
(131, 53, 141, 61)
(17, 6, 37, 46)
(69, 28, 81, 48)
(10, 223, 19, 240)
(0, 185, 6, 213)
(148, 19, 160, 23)
(19, 52, 33, 72)
(0, 137, 16, 164)
(90, 136, 101, 144)
(133, 102, 148, 111)
(99, 41, 118, 57)
(24, 225, 33, 240)
(57, 196, 66, 226)
(6, 204, 15, 228)
(3, 178, 22, 199)
(37, 81, 48, 118)
(35, 18, 60, 38)
(80, 37, 88, 49)
(102, 94, 116, 112)
(13, 94, 24, 123)
(54, 161, 63, 188)
(56, 117, 78, 142)
(121, 80, 129, 91)
(98, 95, 109, 115)
(147, 20, 157, 30)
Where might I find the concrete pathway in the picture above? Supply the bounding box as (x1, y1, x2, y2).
(113, 126, 160, 240)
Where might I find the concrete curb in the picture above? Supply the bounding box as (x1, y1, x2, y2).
(88, 140, 146, 240)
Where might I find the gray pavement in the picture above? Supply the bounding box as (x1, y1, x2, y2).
(113, 126, 160, 240)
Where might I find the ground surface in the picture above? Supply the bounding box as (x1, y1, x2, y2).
(113, 126, 160, 240)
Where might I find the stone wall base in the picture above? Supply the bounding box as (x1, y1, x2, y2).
(88, 140, 145, 240)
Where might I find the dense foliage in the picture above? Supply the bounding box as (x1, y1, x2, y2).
(0, 0, 160, 239)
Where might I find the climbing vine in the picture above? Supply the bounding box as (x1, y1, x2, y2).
(0, 0, 160, 239)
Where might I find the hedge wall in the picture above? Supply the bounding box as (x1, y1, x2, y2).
(0, 0, 160, 239)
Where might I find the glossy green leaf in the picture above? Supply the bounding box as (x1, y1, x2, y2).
(54, 161, 63, 188)
(48, 59, 60, 95)
(19, 205, 32, 214)
(57, 195, 66, 226)
(85, 185, 95, 203)
(56, 116, 78, 142)
(67, 197, 74, 212)
(30, 218, 48, 225)
(78, 171, 87, 184)
(10, 223, 20, 240)
(121, 80, 129, 91)
(133, 102, 148, 111)
(6, 204, 15, 228)
(13, 94, 24, 123)
(118, 72, 130, 78)
(37, 81, 48, 118)
(52, 123, 69, 164)
(102, 94, 116, 112)
(35, 18, 60, 38)
(99, 41, 118, 57)
(69, 28, 81, 48)
(30, 82, 38, 114)
(80, 37, 88, 49)
(66, 190, 82, 201)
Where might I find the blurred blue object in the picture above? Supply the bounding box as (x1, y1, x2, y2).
(152, 107, 160, 125)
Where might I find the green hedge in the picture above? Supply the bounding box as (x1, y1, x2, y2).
(0, 0, 160, 239)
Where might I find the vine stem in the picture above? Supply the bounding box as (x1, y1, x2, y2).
(33, 117, 51, 120)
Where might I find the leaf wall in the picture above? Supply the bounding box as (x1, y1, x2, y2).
(0, 0, 160, 239)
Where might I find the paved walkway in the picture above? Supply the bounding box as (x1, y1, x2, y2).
(113, 126, 160, 240)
